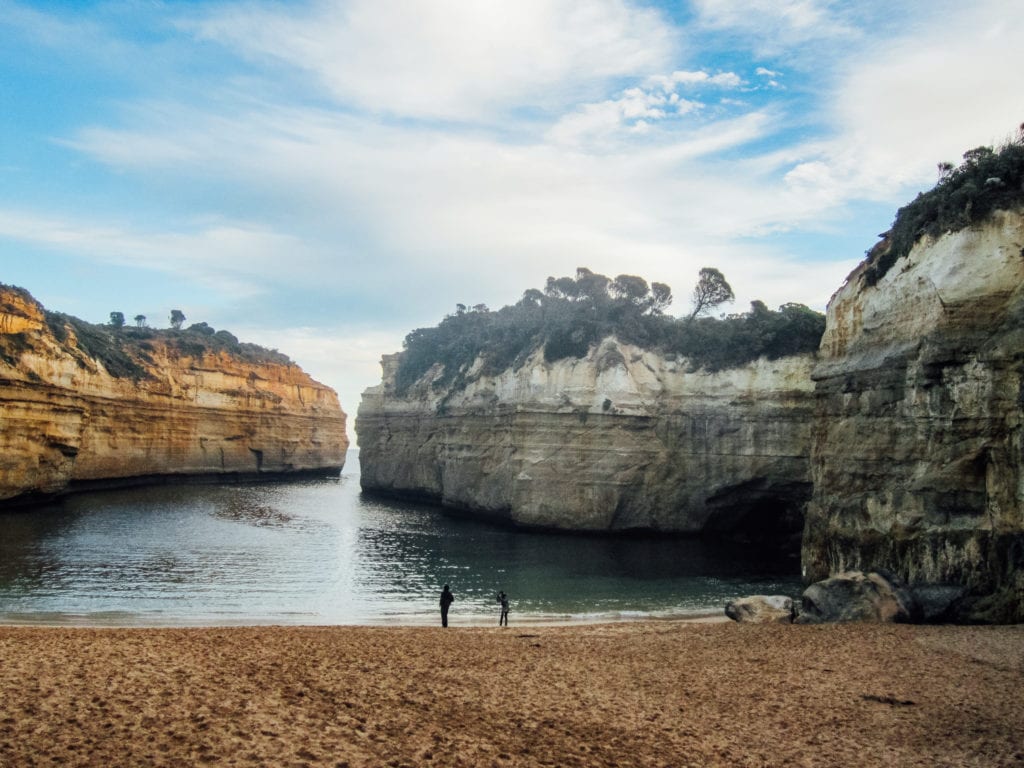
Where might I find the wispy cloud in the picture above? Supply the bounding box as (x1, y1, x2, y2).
(26, 0, 1024, 297)
(0, 208, 322, 301)
(185, 0, 677, 122)
(830, 2, 1024, 188)
(59, 89, 818, 314)
(692, 0, 860, 50)
(1, 3, 102, 49)
(762, 0, 1024, 208)
(548, 68, 745, 148)
(647, 70, 743, 90)
(2, 0, 1022, 414)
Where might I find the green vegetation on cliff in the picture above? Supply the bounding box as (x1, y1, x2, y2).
(52, 318, 293, 379)
(865, 129, 1024, 286)
(0, 283, 292, 379)
(395, 268, 825, 395)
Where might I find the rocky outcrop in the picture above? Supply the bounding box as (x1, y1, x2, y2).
(795, 571, 916, 624)
(357, 339, 816, 539)
(724, 595, 794, 624)
(804, 209, 1024, 622)
(794, 570, 969, 624)
(0, 286, 348, 505)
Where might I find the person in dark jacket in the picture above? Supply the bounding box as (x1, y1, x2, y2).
(497, 591, 509, 626)
(440, 585, 454, 627)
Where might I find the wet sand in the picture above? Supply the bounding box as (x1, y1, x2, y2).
(1, 621, 1022, 767)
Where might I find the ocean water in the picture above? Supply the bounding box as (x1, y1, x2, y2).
(0, 451, 802, 626)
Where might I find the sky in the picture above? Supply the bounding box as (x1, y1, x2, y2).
(1, 0, 1022, 436)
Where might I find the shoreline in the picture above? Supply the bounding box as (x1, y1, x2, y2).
(0, 621, 1021, 767)
(0, 467, 346, 512)
(0, 608, 731, 629)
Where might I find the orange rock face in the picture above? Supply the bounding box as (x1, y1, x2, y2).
(0, 285, 348, 505)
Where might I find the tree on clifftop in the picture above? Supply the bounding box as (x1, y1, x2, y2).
(109, 311, 125, 328)
(688, 267, 734, 320)
(169, 309, 186, 330)
(393, 266, 825, 396)
(133, 314, 147, 328)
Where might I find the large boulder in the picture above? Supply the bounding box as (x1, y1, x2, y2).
(795, 570, 918, 624)
(724, 595, 795, 623)
(911, 584, 970, 624)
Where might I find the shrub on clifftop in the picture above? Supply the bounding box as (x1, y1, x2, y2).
(865, 128, 1024, 285)
(0, 284, 290, 378)
(394, 268, 825, 395)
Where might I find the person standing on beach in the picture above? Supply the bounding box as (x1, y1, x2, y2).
(440, 585, 454, 627)
(497, 591, 509, 627)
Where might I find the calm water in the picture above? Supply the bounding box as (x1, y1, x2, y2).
(0, 451, 801, 626)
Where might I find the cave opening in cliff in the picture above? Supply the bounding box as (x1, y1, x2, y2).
(701, 482, 809, 561)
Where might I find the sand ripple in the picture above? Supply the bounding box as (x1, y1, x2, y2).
(1, 622, 1022, 767)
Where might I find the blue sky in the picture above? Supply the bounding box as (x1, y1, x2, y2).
(2, 0, 1022, 425)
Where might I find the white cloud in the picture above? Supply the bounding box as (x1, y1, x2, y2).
(829, 1, 1024, 193)
(64, 125, 202, 167)
(766, 0, 1024, 206)
(187, 0, 676, 121)
(547, 68, 741, 148)
(646, 70, 742, 90)
(0, 208, 323, 301)
(693, 0, 858, 48)
(546, 89, 694, 148)
(11, 0, 1024, 413)
(55, 83, 853, 317)
(60, 87, 805, 296)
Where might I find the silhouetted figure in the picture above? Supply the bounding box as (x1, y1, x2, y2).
(440, 585, 454, 627)
(497, 590, 509, 626)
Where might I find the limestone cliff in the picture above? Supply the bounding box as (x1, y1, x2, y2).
(357, 339, 815, 539)
(0, 286, 348, 505)
(804, 209, 1024, 621)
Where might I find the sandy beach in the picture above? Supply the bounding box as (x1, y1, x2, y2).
(1, 621, 1022, 767)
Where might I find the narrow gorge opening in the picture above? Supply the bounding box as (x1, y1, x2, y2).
(701, 480, 810, 562)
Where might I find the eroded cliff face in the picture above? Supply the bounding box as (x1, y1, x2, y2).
(357, 339, 815, 540)
(804, 209, 1024, 621)
(0, 287, 348, 505)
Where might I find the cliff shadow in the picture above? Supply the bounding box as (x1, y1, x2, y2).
(701, 479, 810, 559)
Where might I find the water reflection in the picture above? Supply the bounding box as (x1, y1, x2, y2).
(0, 453, 801, 625)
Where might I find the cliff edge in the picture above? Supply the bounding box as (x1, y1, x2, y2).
(357, 338, 816, 541)
(0, 285, 348, 505)
(804, 208, 1024, 621)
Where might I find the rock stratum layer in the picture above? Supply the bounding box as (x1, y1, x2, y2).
(0, 287, 347, 505)
(804, 209, 1024, 622)
(357, 339, 815, 539)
